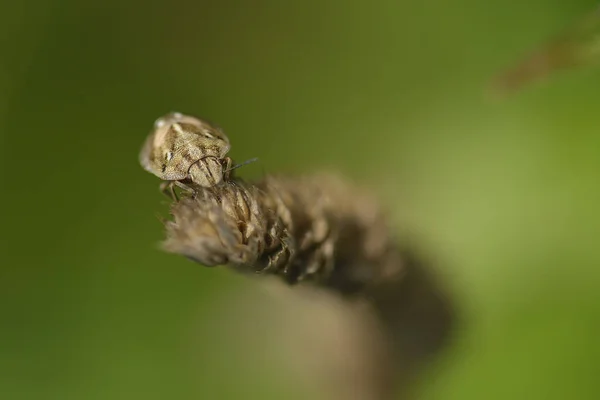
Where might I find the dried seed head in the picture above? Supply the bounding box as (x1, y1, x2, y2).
(141, 115, 456, 398)
(139, 112, 232, 188)
(163, 181, 291, 273)
(155, 170, 455, 397)
(162, 173, 405, 294)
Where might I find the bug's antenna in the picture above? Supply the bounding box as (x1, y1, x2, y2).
(225, 157, 259, 173)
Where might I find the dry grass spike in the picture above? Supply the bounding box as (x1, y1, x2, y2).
(162, 173, 405, 294)
(141, 113, 456, 399)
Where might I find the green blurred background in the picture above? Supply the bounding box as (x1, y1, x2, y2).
(3, 0, 600, 399)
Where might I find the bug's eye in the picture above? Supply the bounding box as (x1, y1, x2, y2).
(165, 152, 173, 162)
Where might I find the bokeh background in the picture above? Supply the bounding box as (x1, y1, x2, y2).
(3, 0, 600, 399)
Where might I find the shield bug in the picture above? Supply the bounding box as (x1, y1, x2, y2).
(139, 112, 233, 195)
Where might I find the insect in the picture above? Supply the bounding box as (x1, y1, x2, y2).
(491, 5, 600, 94)
(139, 112, 233, 196)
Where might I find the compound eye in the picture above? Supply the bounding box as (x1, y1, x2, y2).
(165, 151, 173, 162)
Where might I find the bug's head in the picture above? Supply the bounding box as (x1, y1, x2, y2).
(139, 112, 231, 181)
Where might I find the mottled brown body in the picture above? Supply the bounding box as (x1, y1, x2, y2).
(162, 173, 404, 293)
(139, 112, 233, 192)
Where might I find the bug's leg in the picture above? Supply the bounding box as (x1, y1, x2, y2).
(159, 181, 179, 201)
(173, 181, 195, 195)
(221, 157, 234, 181)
